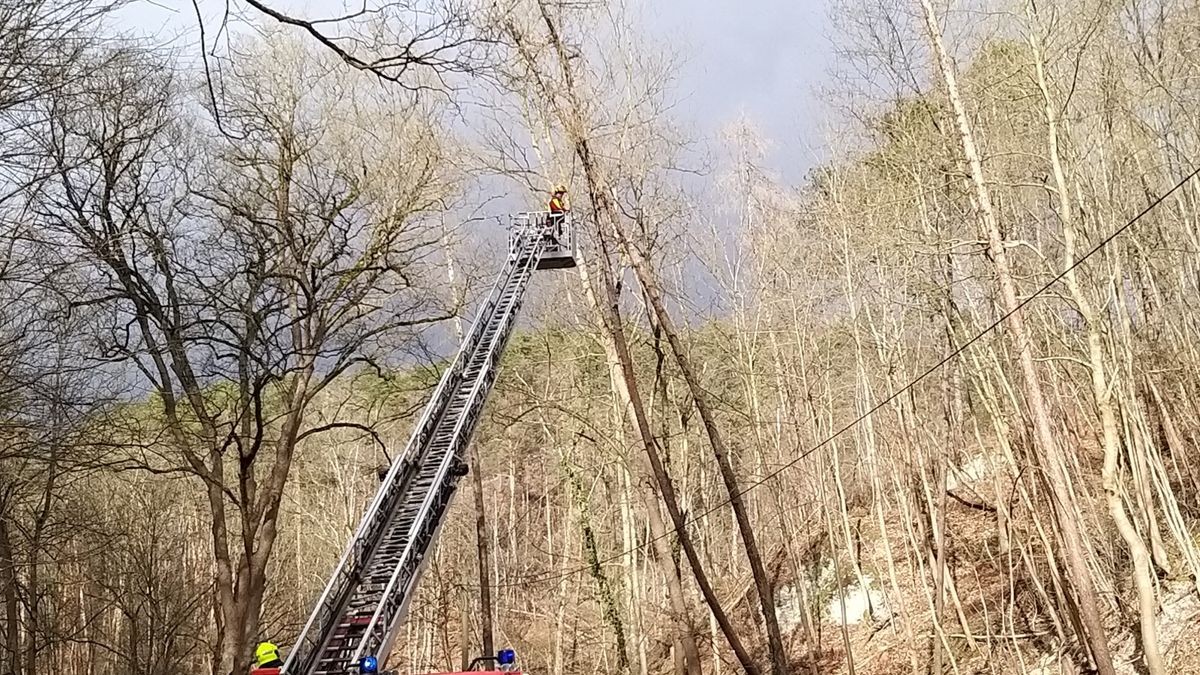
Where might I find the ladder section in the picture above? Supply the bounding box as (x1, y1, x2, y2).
(284, 219, 550, 675)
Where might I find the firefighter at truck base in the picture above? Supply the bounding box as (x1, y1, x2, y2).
(253, 641, 285, 670)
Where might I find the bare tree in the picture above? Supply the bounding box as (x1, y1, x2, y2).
(23, 40, 456, 675)
(497, 2, 765, 672)
(0, 0, 123, 206)
(916, 0, 1114, 671)
(227, 0, 489, 91)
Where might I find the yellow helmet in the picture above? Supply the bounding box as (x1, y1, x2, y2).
(255, 642, 281, 667)
(553, 184, 567, 194)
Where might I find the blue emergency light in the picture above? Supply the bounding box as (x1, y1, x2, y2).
(497, 648, 516, 666)
(359, 655, 378, 673)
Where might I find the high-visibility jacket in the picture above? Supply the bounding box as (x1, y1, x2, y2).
(549, 196, 567, 214)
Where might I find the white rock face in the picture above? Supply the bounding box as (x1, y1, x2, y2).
(774, 584, 806, 633)
(826, 575, 889, 626)
(945, 453, 990, 490)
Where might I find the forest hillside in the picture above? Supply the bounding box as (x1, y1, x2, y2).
(3, 1, 1200, 674)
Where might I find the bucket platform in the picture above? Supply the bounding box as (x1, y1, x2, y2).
(509, 211, 577, 270)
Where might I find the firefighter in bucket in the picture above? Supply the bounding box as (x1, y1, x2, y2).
(547, 184, 568, 245)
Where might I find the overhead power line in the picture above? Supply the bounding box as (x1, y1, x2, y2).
(492, 165, 1200, 589)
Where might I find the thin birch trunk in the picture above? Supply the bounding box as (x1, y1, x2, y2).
(916, 2, 1115, 670)
(1024, 9, 1161, 671)
(614, 219, 789, 675)
(507, 4, 761, 667)
(578, 251, 704, 675)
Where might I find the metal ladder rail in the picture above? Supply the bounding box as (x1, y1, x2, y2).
(342, 224, 548, 670)
(283, 219, 544, 675)
(370, 229, 545, 660)
(285, 295, 504, 674)
(304, 232, 545, 675)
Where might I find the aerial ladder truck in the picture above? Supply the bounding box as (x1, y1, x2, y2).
(270, 212, 576, 675)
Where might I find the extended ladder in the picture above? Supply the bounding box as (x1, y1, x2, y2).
(283, 213, 574, 675)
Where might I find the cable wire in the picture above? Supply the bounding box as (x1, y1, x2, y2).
(492, 166, 1200, 589)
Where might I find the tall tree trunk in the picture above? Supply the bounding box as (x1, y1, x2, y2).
(615, 220, 790, 675)
(564, 461, 630, 672)
(581, 251, 704, 675)
(580, 189, 760, 674)
(916, 2, 1115, 672)
(1024, 9, 1162, 671)
(926, 172, 962, 675)
(617, 465, 650, 675)
(214, 131, 305, 675)
(444, 240, 495, 660)
(768, 331, 825, 675)
(0, 516, 19, 675)
(471, 449, 495, 660)
(510, 3, 761, 672)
